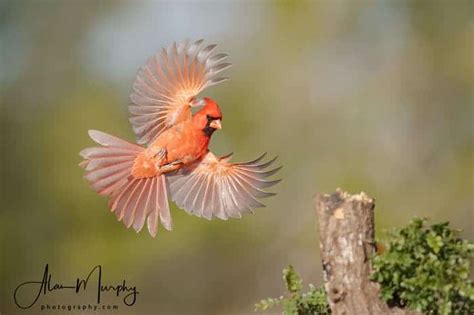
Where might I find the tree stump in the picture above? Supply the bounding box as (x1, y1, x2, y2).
(315, 189, 420, 315)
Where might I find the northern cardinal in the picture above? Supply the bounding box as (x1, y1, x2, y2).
(80, 39, 281, 236)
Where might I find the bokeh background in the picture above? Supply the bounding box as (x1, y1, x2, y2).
(1, 1, 472, 314)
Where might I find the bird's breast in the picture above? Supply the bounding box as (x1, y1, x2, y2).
(148, 123, 210, 165)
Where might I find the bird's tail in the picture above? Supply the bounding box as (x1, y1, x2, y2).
(79, 130, 172, 237)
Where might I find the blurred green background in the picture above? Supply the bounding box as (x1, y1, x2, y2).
(1, 1, 472, 314)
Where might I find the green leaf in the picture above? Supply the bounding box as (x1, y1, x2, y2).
(370, 218, 474, 314)
(255, 265, 331, 314)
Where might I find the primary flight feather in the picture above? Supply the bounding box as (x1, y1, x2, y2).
(79, 39, 281, 237)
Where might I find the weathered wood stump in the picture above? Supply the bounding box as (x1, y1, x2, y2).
(315, 189, 420, 315)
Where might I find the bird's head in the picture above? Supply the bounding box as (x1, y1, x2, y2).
(192, 97, 223, 137)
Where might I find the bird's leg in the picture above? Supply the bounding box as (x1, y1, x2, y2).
(151, 147, 167, 160)
(150, 148, 167, 168)
(158, 160, 184, 174)
(149, 148, 183, 174)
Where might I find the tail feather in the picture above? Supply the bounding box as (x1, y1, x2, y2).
(133, 178, 155, 232)
(124, 178, 151, 229)
(93, 168, 131, 196)
(156, 176, 172, 232)
(88, 130, 143, 151)
(80, 130, 172, 236)
(115, 179, 143, 222)
(85, 155, 134, 171)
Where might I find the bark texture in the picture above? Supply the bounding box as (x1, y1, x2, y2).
(315, 189, 420, 315)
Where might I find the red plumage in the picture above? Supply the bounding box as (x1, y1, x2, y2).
(80, 40, 280, 236)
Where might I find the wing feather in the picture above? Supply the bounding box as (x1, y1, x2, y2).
(130, 39, 231, 145)
(202, 175, 215, 220)
(167, 152, 281, 220)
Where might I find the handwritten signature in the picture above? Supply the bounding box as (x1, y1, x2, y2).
(13, 264, 138, 309)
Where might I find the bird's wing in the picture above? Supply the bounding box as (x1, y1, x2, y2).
(166, 151, 281, 220)
(79, 130, 172, 236)
(129, 39, 232, 145)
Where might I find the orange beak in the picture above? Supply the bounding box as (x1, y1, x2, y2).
(210, 119, 222, 130)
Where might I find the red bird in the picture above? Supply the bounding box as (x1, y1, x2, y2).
(80, 39, 280, 236)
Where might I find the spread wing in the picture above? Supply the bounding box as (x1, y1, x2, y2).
(129, 39, 232, 145)
(166, 152, 281, 220)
